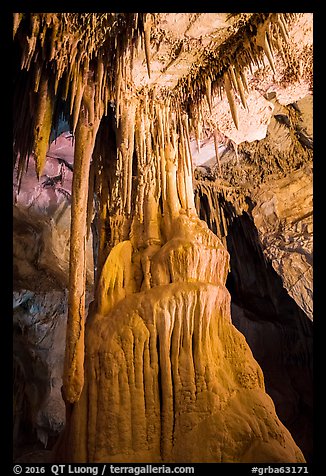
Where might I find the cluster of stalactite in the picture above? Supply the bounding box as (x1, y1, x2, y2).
(194, 180, 250, 241)
(176, 13, 298, 148)
(92, 90, 198, 289)
(13, 12, 301, 404)
(13, 13, 151, 187)
(194, 181, 270, 264)
(13, 13, 299, 188)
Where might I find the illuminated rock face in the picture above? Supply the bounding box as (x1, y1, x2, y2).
(59, 212, 305, 463)
(13, 13, 311, 464)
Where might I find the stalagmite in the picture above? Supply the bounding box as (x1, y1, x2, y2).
(95, 240, 135, 315)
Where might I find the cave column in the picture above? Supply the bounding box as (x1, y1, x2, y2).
(63, 74, 104, 404)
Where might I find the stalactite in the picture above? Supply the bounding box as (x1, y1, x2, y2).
(165, 129, 181, 220)
(195, 118, 201, 154)
(256, 25, 276, 75)
(228, 65, 238, 94)
(95, 56, 104, 107)
(157, 104, 167, 205)
(143, 14, 152, 79)
(96, 168, 110, 283)
(115, 48, 122, 126)
(276, 13, 289, 44)
(86, 161, 95, 240)
(183, 114, 193, 177)
(276, 33, 287, 66)
(118, 105, 129, 212)
(69, 71, 78, 116)
(33, 64, 42, 93)
(234, 66, 248, 110)
(144, 96, 153, 176)
(224, 72, 239, 130)
(213, 129, 222, 175)
(153, 131, 161, 200)
(135, 104, 145, 224)
(240, 68, 249, 94)
(72, 79, 85, 135)
(176, 138, 187, 211)
(116, 94, 136, 217)
(127, 99, 136, 216)
(49, 19, 59, 62)
(13, 13, 23, 38)
(205, 77, 212, 113)
(264, 30, 276, 74)
(33, 74, 54, 179)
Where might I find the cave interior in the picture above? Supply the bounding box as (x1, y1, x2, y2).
(13, 12, 313, 464)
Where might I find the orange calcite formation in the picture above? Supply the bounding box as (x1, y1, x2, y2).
(12, 13, 310, 463)
(58, 209, 305, 462)
(57, 103, 305, 459)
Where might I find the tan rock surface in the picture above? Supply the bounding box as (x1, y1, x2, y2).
(251, 165, 313, 320)
(58, 214, 304, 463)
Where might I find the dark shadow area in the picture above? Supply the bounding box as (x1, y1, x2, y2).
(225, 212, 313, 463)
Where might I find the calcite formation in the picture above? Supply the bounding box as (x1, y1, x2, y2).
(13, 13, 311, 463)
(57, 91, 303, 463)
(58, 212, 304, 463)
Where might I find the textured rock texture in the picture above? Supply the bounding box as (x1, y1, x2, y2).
(251, 165, 313, 320)
(13, 133, 94, 290)
(194, 93, 313, 322)
(58, 215, 304, 463)
(13, 290, 67, 452)
(225, 214, 313, 462)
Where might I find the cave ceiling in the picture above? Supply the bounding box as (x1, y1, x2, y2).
(13, 12, 313, 181)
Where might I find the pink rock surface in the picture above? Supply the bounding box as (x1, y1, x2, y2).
(14, 132, 74, 216)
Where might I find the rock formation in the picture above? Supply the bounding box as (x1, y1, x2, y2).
(59, 213, 304, 463)
(193, 92, 313, 461)
(13, 13, 312, 463)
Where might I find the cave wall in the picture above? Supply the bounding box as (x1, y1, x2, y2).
(226, 213, 313, 462)
(13, 142, 94, 460)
